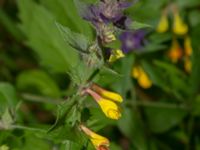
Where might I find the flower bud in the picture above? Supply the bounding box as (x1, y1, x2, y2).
(108, 49, 125, 62)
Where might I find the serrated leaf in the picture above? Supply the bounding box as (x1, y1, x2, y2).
(17, 0, 79, 72)
(40, 0, 93, 38)
(56, 22, 89, 53)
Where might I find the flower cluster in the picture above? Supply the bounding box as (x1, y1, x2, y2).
(80, 0, 138, 62)
(156, 4, 193, 72)
(80, 83, 123, 149)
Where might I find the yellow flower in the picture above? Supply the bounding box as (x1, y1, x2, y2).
(156, 12, 169, 33)
(184, 57, 192, 73)
(132, 66, 152, 89)
(80, 125, 110, 150)
(184, 36, 192, 56)
(138, 72, 152, 89)
(98, 99, 121, 120)
(173, 13, 188, 35)
(132, 66, 142, 78)
(85, 85, 122, 120)
(108, 49, 125, 63)
(168, 39, 183, 63)
(91, 84, 123, 103)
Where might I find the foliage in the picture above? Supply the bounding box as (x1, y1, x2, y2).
(1, 0, 200, 150)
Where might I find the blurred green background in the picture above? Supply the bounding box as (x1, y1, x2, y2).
(1, 0, 200, 149)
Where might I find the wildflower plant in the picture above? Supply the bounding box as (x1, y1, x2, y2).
(1, 0, 200, 150)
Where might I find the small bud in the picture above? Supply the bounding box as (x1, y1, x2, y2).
(80, 125, 110, 150)
(108, 49, 125, 62)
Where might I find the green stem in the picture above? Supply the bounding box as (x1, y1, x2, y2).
(125, 100, 188, 110)
(21, 93, 62, 104)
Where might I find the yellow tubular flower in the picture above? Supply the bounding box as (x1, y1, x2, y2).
(168, 39, 182, 63)
(138, 71, 152, 89)
(184, 36, 192, 56)
(80, 125, 110, 150)
(91, 84, 123, 103)
(156, 12, 169, 33)
(98, 99, 121, 120)
(85, 88, 122, 120)
(184, 57, 192, 73)
(108, 49, 125, 63)
(132, 66, 152, 89)
(173, 13, 188, 35)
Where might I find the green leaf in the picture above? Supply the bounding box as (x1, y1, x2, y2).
(60, 140, 83, 150)
(21, 132, 51, 150)
(129, 21, 151, 30)
(87, 108, 115, 131)
(0, 108, 14, 130)
(144, 107, 187, 133)
(0, 83, 18, 115)
(118, 108, 148, 150)
(55, 22, 89, 53)
(17, 0, 79, 72)
(40, 0, 93, 39)
(16, 70, 61, 98)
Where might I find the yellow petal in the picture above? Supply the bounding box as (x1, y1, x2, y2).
(98, 99, 121, 120)
(156, 13, 169, 33)
(184, 57, 192, 73)
(173, 13, 188, 35)
(108, 49, 125, 63)
(168, 39, 183, 63)
(91, 84, 123, 103)
(138, 70, 152, 89)
(80, 125, 110, 150)
(132, 66, 142, 79)
(184, 36, 192, 56)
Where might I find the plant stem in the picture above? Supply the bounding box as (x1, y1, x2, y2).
(125, 100, 188, 110)
(21, 93, 62, 104)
